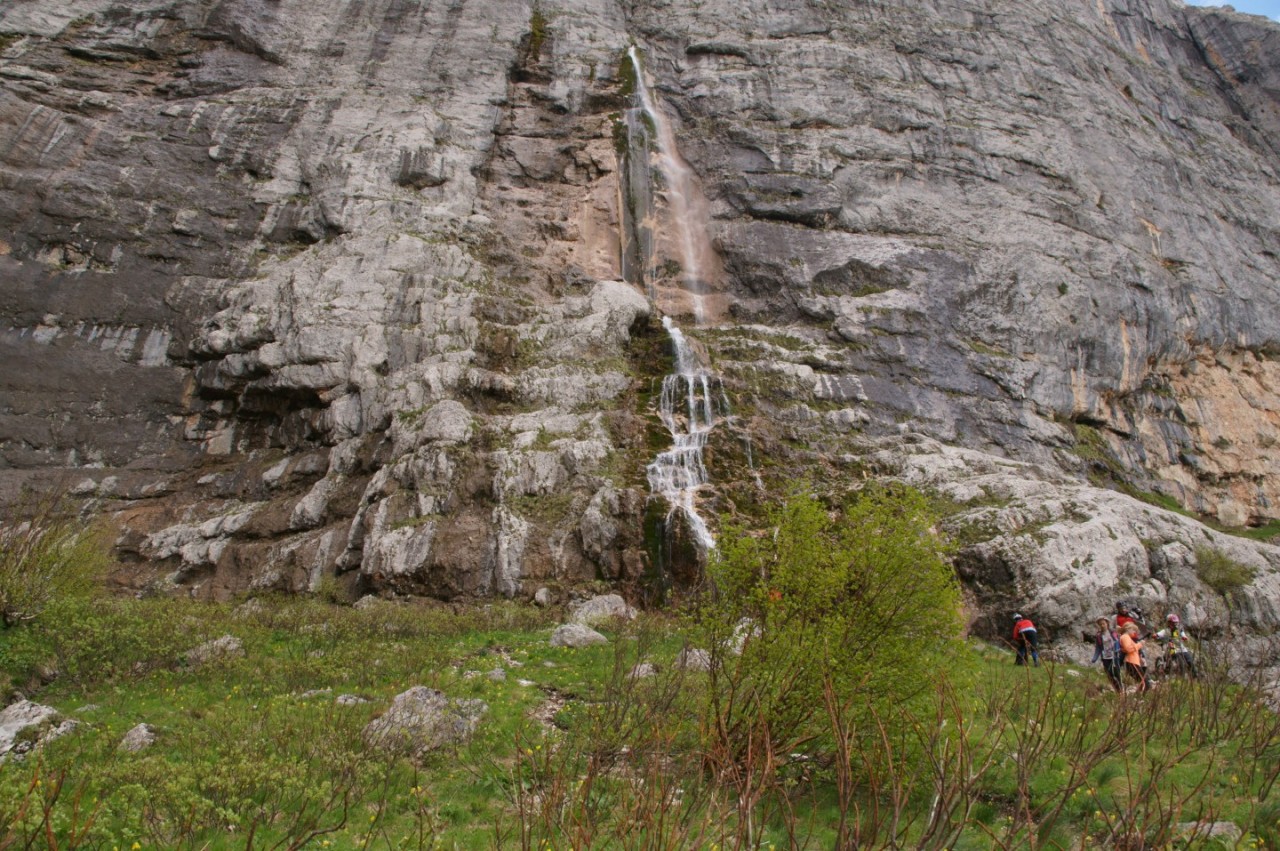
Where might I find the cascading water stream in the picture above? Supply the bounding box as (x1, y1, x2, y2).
(623, 47, 725, 566)
(645, 317, 718, 554)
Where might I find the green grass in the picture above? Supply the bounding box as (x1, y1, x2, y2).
(1, 597, 612, 848)
(967, 339, 1010, 357)
(2, 594, 1278, 849)
(1235, 520, 1280, 542)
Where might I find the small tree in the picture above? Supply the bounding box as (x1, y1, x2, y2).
(0, 497, 107, 628)
(697, 483, 963, 783)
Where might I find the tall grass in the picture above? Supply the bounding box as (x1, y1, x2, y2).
(0, 493, 107, 629)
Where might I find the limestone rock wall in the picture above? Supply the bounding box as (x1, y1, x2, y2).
(0, 0, 1278, 656)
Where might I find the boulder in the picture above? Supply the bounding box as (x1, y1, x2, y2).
(0, 701, 76, 760)
(568, 594, 635, 626)
(1174, 822, 1241, 844)
(297, 688, 333, 700)
(362, 687, 487, 757)
(629, 662, 657, 679)
(550, 623, 608, 647)
(232, 598, 266, 619)
(0, 701, 59, 758)
(676, 648, 712, 672)
(186, 635, 245, 667)
(119, 723, 157, 752)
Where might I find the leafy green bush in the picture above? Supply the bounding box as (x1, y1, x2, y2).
(697, 483, 963, 767)
(0, 496, 107, 628)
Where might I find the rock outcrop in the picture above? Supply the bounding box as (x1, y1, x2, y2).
(0, 700, 75, 760)
(184, 634, 245, 667)
(1, 0, 1278, 667)
(567, 593, 635, 626)
(362, 687, 487, 758)
(119, 723, 158, 752)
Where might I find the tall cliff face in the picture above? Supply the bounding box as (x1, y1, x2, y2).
(2, 0, 1279, 654)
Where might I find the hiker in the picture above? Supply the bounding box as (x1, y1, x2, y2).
(1012, 613, 1040, 666)
(1115, 601, 1150, 667)
(1119, 622, 1149, 692)
(1154, 613, 1198, 678)
(1091, 616, 1124, 692)
(1114, 600, 1146, 633)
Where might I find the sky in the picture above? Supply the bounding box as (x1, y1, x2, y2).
(1185, 0, 1280, 21)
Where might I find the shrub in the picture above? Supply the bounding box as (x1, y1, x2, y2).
(1194, 545, 1257, 598)
(697, 483, 963, 763)
(0, 496, 108, 628)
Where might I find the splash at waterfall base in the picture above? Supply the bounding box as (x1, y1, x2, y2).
(642, 494, 708, 603)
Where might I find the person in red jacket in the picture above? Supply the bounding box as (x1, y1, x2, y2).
(1012, 614, 1040, 666)
(1114, 600, 1148, 633)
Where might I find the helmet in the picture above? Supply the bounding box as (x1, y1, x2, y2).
(1012, 613, 1022, 620)
(1167, 613, 1180, 624)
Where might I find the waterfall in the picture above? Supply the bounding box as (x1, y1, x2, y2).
(623, 47, 725, 588)
(646, 316, 719, 554)
(624, 46, 717, 325)
(620, 94, 654, 295)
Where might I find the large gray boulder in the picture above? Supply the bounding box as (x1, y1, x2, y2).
(362, 687, 487, 758)
(550, 623, 608, 648)
(568, 594, 635, 626)
(0, 701, 76, 760)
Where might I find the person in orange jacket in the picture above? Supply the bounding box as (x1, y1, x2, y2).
(1119, 622, 1149, 692)
(1012, 613, 1040, 666)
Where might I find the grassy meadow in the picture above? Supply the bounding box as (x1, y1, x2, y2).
(1, 592, 1278, 850)
(1, 488, 1277, 849)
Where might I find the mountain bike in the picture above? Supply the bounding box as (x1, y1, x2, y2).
(1152, 642, 1197, 679)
